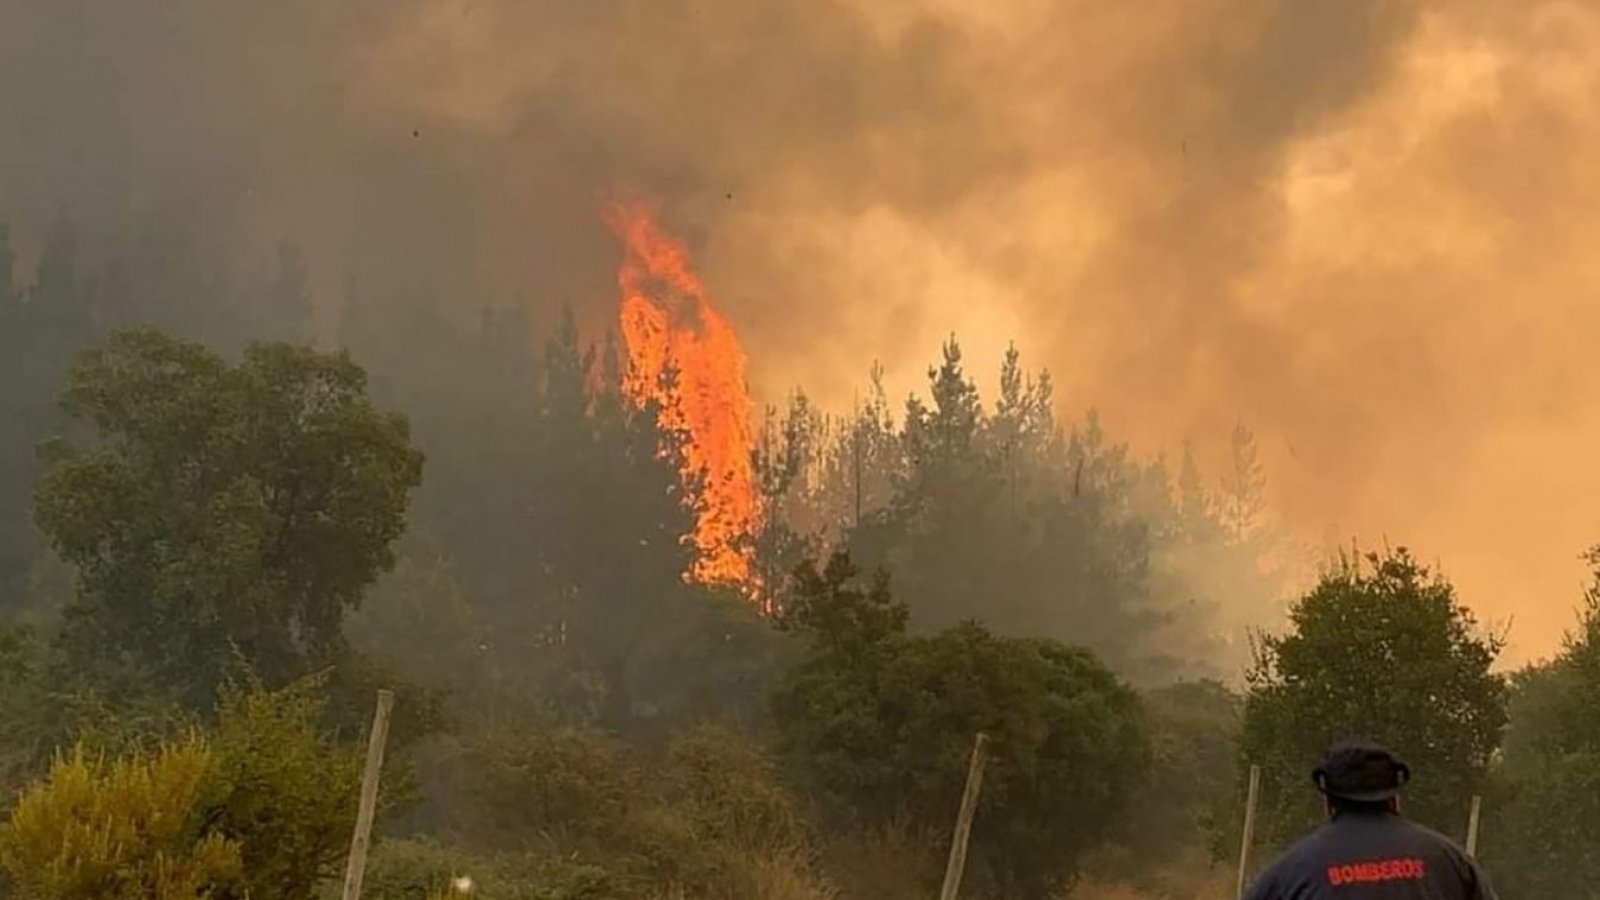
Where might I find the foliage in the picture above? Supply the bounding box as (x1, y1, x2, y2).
(355, 839, 498, 900)
(206, 676, 365, 900)
(0, 225, 97, 612)
(0, 676, 365, 900)
(416, 720, 830, 900)
(662, 723, 812, 855)
(358, 303, 752, 735)
(776, 550, 909, 656)
(1093, 680, 1241, 887)
(0, 738, 242, 900)
(754, 339, 1285, 683)
(1480, 548, 1600, 897)
(0, 622, 53, 793)
(345, 539, 485, 702)
(773, 551, 1147, 898)
(816, 817, 945, 900)
(35, 328, 424, 707)
(1236, 547, 1507, 853)
(0, 217, 1503, 896)
(845, 340, 1177, 679)
(444, 724, 643, 850)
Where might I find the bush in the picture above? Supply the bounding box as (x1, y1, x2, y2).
(0, 676, 366, 900)
(417, 720, 832, 900)
(0, 738, 242, 900)
(663, 723, 810, 854)
(439, 724, 642, 850)
(207, 677, 365, 900)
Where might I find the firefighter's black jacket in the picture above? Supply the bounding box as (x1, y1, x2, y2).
(1244, 810, 1496, 899)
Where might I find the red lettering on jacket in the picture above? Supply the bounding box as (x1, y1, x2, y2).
(1326, 858, 1426, 886)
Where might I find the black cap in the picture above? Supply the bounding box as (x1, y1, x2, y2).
(1312, 740, 1410, 803)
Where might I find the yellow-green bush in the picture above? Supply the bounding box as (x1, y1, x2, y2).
(207, 678, 364, 900)
(0, 738, 241, 899)
(0, 677, 363, 900)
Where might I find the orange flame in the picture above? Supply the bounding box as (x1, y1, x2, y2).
(603, 199, 759, 589)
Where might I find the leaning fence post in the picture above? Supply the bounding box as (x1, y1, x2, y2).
(1235, 764, 1262, 899)
(938, 733, 991, 900)
(341, 689, 395, 900)
(1465, 795, 1483, 858)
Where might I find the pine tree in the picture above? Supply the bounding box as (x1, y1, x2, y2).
(1, 224, 98, 609)
(1222, 421, 1265, 544)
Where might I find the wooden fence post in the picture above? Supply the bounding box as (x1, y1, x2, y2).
(938, 733, 991, 900)
(341, 689, 395, 900)
(1465, 795, 1483, 858)
(1235, 764, 1262, 899)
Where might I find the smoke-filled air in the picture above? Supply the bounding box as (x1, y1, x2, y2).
(0, 1, 1596, 898)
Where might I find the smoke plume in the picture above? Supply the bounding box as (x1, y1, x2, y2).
(3, 0, 1596, 662)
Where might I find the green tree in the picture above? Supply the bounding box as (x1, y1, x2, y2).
(1481, 547, 1600, 896)
(1095, 680, 1241, 885)
(520, 314, 729, 731)
(772, 552, 1147, 898)
(845, 339, 1175, 680)
(752, 393, 822, 605)
(336, 301, 772, 735)
(345, 536, 486, 701)
(1237, 547, 1506, 853)
(35, 328, 424, 707)
(1150, 425, 1293, 680)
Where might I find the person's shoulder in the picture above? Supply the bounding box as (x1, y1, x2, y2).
(1244, 827, 1341, 899)
(1393, 817, 1470, 854)
(1391, 817, 1482, 875)
(1256, 825, 1337, 876)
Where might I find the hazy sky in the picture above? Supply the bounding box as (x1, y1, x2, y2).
(3, 0, 1596, 663)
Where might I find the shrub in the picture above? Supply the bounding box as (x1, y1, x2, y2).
(0, 676, 365, 900)
(0, 738, 241, 900)
(207, 677, 365, 900)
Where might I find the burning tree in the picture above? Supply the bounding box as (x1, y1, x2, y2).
(604, 199, 761, 593)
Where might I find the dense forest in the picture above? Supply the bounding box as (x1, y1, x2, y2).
(2, 219, 1599, 900)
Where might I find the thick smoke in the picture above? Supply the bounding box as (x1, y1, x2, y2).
(2, 0, 1596, 662)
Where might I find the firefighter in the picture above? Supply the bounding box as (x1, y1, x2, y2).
(1243, 740, 1497, 899)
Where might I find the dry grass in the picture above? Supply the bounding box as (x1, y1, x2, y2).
(647, 847, 838, 900)
(818, 817, 945, 900)
(1060, 851, 1236, 900)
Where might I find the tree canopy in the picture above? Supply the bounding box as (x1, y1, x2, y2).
(772, 551, 1148, 898)
(1237, 547, 1507, 852)
(748, 338, 1285, 685)
(35, 328, 424, 707)
(1480, 547, 1600, 897)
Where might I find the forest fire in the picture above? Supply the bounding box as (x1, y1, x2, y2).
(603, 199, 760, 591)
